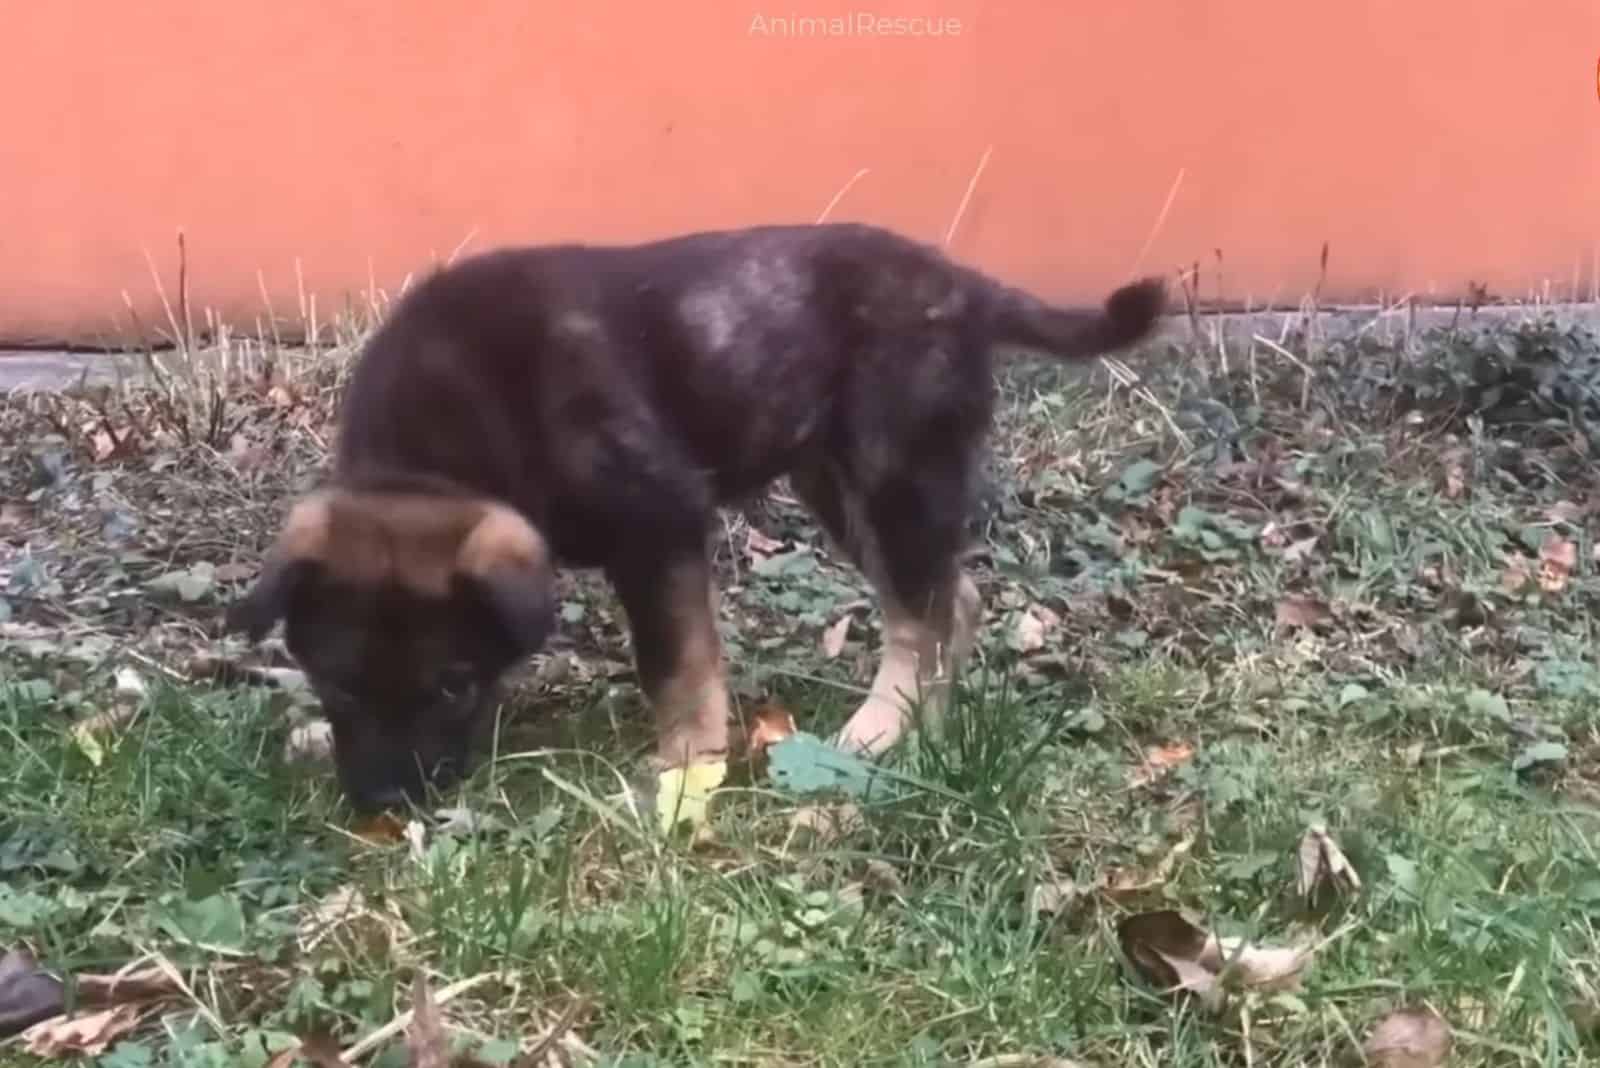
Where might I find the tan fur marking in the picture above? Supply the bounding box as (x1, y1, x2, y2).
(456, 504, 549, 579)
(835, 571, 982, 757)
(275, 492, 334, 561)
(650, 562, 732, 767)
(268, 490, 544, 597)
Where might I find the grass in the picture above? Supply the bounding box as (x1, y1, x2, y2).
(3, 292, 1600, 1065)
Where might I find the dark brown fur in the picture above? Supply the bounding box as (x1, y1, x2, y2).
(228, 222, 1166, 810)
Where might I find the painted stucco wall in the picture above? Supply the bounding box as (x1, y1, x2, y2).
(2, 1, 1597, 346)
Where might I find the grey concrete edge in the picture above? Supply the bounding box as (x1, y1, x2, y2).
(3, 301, 1598, 395)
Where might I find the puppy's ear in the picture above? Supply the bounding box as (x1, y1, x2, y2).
(226, 494, 332, 642)
(454, 505, 556, 655)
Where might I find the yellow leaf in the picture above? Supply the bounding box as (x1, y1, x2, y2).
(71, 723, 105, 768)
(656, 759, 727, 833)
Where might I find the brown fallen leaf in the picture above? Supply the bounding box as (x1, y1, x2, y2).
(1538, 534, 1578, 594)
(862, 858, 906, 896)
(352, 811, 409, 846)
(787, 801, 863, 842)
(746, 702, 798, 764)
(1010, 604, 1059, 654)
(820, 615, 852, 659)
(1275, 595, 1331, 629)
(744, 527, 784, 562)
(1363, 1006, 1453, 1067)
(1128, 741, 1196, 788)
(22, 1003, 147, 1057)
(296, 1032, 354, 1068)
(263, 1047, 303, 1068)
(1296, 823, 1362, 902)
(1117, 909, 1312, 1014)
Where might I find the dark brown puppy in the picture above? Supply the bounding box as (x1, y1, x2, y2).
(228, 222, 1167, 811)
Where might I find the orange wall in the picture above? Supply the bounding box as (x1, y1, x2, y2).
(2, 1, 1597, 346)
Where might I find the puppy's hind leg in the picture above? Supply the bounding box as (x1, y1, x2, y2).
(792, 463, 983, 758)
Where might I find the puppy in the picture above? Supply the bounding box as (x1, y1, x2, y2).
(228, 222, 1166, 810)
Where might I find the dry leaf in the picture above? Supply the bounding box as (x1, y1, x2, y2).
(352, 811, 409, 846)
(264, 1047, 303, 1068)
(1296, 823, 1362, 901)
(1118, 910, 1313, 1013)
(1128, 741, 1195, 788)
(295, 1033, 354, 1068)
(1275, 595, 1331, 629)
(1363, 1006, 1453, 1067)
(744, 527, 784, 561)
(69, 701, 142, 768)
(1500, 555, 1533, 595)
(1282, 535, 1319, 564)
(406, 975, 450, 1068)
(1029, 876, 1081, 915)
(787, 801, 863, 841)
(1538, 535, 1578, 594)
(746, 703, 798, 762)
(1117, 910, 1225, 1011)
(821, 615, 852, 658)
(1010, 604, 1059, 654)
(22, 1003, 146, 1057)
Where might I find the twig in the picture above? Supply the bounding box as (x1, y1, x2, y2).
(943, 144, 993, 248)
(816, 168, 871, 224)
(341, 972, 496, 1061)
(1129, 166, 1186, 280)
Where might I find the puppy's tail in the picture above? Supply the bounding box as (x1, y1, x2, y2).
(988, 276, 1168, 361)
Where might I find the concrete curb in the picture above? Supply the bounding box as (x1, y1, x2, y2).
(4, 302, 1597, 394)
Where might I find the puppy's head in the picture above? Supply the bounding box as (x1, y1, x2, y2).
(226, 488, 556, 811)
